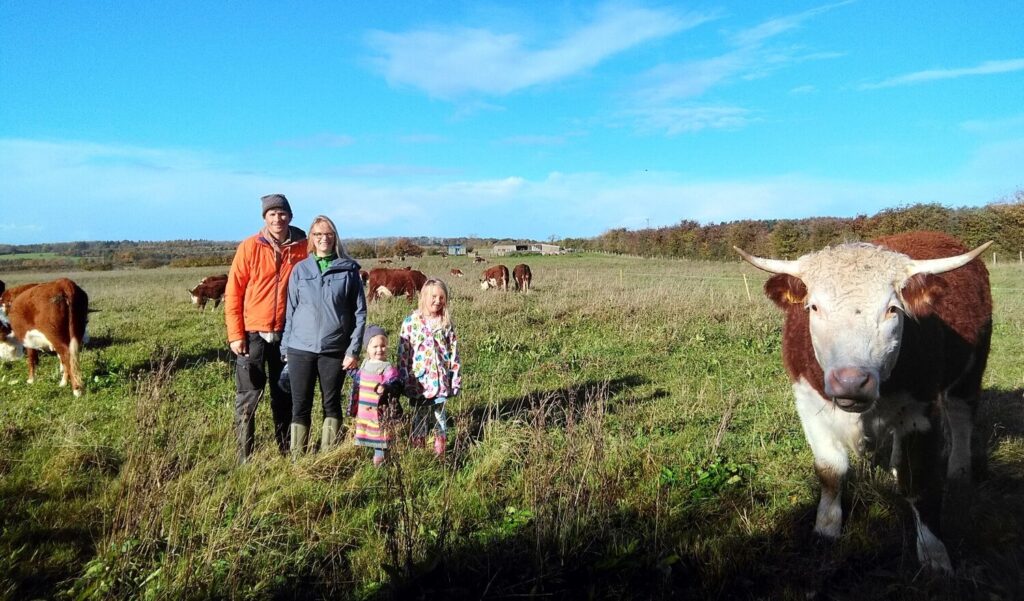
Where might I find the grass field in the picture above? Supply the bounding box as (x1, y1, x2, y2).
(1, 254, 1023, 600)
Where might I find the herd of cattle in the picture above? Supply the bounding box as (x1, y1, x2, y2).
(0, 232, 1002, 573)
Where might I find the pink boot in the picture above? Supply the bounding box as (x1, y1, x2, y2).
(373, 453, 385, 467)
(433, 435, 447, 457)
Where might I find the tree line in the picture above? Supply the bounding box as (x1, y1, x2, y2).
(563, 194, 1024, 261)
(2, 194, 1022, 272)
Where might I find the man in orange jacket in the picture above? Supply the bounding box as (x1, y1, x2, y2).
(226, 194, 308, 463)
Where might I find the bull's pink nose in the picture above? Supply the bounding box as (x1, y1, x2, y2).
(825, 367, 877, 402)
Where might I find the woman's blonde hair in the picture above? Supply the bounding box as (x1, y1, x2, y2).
(417, 278, 452, 329)
(306, 215, 350, 258)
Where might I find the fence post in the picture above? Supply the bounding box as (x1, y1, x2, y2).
(743, 273, 752, 302)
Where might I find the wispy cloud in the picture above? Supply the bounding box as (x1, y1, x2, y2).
(860, 58, 1024, 90)
(329, 163, 459, 178)
(960, 113, 1024, 134)
(728, 0, 855, 48)
(275, 133, 356, 148)
(399, 134, 447, 144)
(630, 2, 848, 135)
(366, 4, 711, 98)
(2, 137, 1016, 244)
(628, 106, 755, 135)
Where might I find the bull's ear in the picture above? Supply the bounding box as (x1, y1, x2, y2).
(764, 274, 806, 309)
(900, 273, 948, 317)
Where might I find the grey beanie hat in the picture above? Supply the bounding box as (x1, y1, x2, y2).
(363, 324, 387, 347)
(261, 193, 292, 216)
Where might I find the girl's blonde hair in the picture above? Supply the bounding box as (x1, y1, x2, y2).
(417, 278, 453, 329)
(306, 215, 351, 259)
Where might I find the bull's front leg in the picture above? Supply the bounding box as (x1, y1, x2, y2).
(794, 380, 852, 538)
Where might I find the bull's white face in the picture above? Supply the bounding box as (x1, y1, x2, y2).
(480, 278, 496, 290)
(796, 245, 912, 412)
(189, 292, 200, 305)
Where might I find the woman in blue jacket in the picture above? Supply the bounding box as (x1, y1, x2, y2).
(281, 215, 367, 457)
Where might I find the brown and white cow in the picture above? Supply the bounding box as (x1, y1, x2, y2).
(512, 263, 532, 293)
(479, 265, 510, 291)
(188, 274, 228, 311)
(736, 231, 992, 572)
(450, 268, 464, 278)
(0, 278, 90, 397)
(367, 268, 427, 302)
(473, 256, 486, 263)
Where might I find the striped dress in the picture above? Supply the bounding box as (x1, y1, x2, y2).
(353, 359, 400, 449)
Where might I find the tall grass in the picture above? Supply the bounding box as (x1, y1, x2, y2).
(1, 256, 1022, 600)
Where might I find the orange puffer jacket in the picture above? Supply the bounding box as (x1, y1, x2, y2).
(225, 227, 308, 343)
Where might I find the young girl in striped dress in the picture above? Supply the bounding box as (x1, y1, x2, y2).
(350, 325, 402, 466)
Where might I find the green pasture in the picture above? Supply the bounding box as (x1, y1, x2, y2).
(0, 252, 77, 262)
(1, 254, 1022, 600)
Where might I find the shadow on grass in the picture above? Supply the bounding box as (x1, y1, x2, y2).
(0, 485, 100, 600)
(460, 374, 667, 440)
(269, 386, 1024, 600)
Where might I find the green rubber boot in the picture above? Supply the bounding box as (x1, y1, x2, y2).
(321, 417, 340, 451)
(290, 423, 309, 461)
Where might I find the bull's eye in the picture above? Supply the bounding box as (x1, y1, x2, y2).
(807, 304, 818, 313)
(886, 305, 900, 317)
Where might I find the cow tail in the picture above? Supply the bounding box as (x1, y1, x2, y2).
(67, 284, 89, 392)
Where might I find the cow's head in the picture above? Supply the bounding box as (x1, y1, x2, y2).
(479, 275, 497, 290)
(0, 320, 24, 362)
(736, 240, 991, 412)
(188, 288, 201, 305)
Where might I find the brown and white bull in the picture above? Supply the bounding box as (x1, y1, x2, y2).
(512, 263, 532, 293)
(0, 278, 90, 397)
(450, 268, 464, 278)
(367, 267, 427, 302)
(188, 274, 228, 311)
(736, 231, 992, 572)
(479, 265, 509, 290)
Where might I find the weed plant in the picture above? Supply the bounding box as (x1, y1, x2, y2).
(0, 257, 1022, 600)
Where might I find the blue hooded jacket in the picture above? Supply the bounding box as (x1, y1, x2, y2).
(281, 254, 366, 357)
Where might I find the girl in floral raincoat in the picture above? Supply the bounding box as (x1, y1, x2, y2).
(398, 279, 461, 456)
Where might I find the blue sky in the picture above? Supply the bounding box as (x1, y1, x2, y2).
(2, 1, 1022, 244)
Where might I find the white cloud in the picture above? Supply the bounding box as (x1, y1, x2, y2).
(365, 4, 710, 98)
(860, 58, 1024, 90)
(2, 137, 1018, 244)
(959, 113, 1024, 134)
(275, 133, 356, 148)
(629, 2, 848, 135)
(628, 106, 754, 135)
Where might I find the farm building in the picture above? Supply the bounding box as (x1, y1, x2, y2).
(447, 244, 466, 256)
(492, 243, 561, 256)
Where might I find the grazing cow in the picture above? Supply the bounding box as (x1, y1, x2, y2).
(473, 256, 486, 263)
(0, 278, 90, 397)
(736, 231, 992, 572)
(479, 265, 510, 290)
(1, 282, 42, 317)
(367, 268, 427, 302)
(450, 268, 464, 278)
(379, 258, 392, 265)
(187, 274, 228, 311)
(512, 264, 532, 293)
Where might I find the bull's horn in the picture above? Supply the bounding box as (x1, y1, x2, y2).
(733, 246, 801, 276)
(907, 241, 993, 276)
